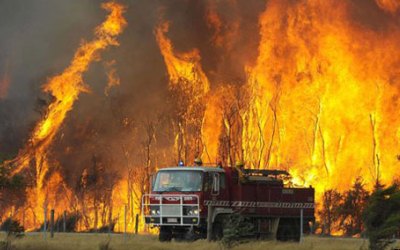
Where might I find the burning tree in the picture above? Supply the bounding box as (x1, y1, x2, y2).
(318, 189, 343, 235)
(0, 154, 25, 224)
(75, 154, 119, 231)
(0, 1, 127, 231)
(155, 21, 210, 164)
(338, 177, 369, 236)
(318, 178, 370, 236)
(207, 84, 248, 166)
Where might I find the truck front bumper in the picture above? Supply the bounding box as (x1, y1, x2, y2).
(145, 216, 199, 225)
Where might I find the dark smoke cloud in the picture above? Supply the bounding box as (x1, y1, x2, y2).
(349, 0, 400, 31)
(0, 0, 104, 154)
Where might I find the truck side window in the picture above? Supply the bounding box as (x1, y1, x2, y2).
(220, 173, 226, 189)
(203, 173, 210, 191)
(205, 172, 225, 192)
(212, 173, 220, 195)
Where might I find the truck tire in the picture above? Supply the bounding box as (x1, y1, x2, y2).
(159, 226, 172, 242)
(276, 219, 300, 242)
(212, 222, 223, 241)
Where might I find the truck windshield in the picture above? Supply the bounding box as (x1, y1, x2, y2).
(153, 170, 203, 192)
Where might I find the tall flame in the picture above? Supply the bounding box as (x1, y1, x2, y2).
(155, 21, 210, 95)
(155, 21, 210, 161)
(11, 1, 127, 175)
(156, 0, 400, 206)
(5, 1, 126, 230)
(242, 0, 400, 196)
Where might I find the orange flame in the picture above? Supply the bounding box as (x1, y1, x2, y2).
(11, 1, 127, 176)
(155, 21, 210, 95)
(104, 60, 120, 95)
(157, 0, 400, 214)
(4, 1, 127, 231)
(241, 0, 400, 196)
(155, 20, 210, 161)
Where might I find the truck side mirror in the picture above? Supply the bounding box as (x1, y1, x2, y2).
(212, 173, 220, 195)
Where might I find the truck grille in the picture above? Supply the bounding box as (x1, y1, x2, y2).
(161, 205, 180, 216)
(142, 194, 200, 226)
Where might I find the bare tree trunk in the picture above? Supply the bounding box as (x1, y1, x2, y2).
(319, 126, 329, 176)
(93, 196, 98, 231)
(310, 101, 322, 165)
(108, 204, 113, 232)
(256, 117, 265, 169)
(326, 193, 331, 235)
(223, 117, 233, 166)
(370, 113, 380, 184)
(265, 103, 278, 168)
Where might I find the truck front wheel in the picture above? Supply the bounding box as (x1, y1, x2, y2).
(159, 226, 172, 242)
(211, 222, 223, 240)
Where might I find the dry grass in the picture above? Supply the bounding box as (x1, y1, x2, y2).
(0, 232, 386, 250)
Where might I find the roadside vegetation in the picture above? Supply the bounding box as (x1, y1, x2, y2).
(0, 233, 380, 250)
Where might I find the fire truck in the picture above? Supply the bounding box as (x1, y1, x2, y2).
(142, 163, 315, 241)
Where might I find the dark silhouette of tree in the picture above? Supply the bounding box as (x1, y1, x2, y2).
(338, 177, 369, 236)
(318, 189, 343, 235)
(363, 183, 400, 250)
(0, 153, 25, 219)
(216, 84, 247, 166)
(76, 154, 118, 231)
(168, 78, 207, 164)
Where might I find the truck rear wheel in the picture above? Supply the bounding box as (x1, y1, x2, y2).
(276, 218, 300, 242)
(159, 226, 172, 242)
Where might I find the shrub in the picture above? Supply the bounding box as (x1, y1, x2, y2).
(363, 184, 400, 250)
(0, 218, 24, 237)
(221, 213, 255, 249)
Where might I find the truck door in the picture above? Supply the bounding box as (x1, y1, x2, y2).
(204, 172, 227, 206)
(211, 172, 220, 196)
(210, 172, 228, 202)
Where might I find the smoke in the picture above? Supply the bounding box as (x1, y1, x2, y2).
(0, 0, 104, 154)
(375, 0, 400, 13)
(0, 61, 10, 100)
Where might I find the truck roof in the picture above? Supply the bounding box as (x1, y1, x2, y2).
(158, 166, 225, 173)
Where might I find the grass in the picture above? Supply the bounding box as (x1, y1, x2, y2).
(0, 232, 392, 250)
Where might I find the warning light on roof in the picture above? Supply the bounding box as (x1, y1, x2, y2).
(179, 161, 184, 167)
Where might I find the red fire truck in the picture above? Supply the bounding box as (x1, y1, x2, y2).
(142, 164, 315, 241)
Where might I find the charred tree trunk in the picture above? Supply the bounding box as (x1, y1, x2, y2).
(370, 113, 381, 185)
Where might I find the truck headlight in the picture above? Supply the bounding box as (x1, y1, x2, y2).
(187, 208, 199, 215)
(150, 207, 160, 215)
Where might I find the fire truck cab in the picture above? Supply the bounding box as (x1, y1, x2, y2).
(142, 165, 314, 241)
